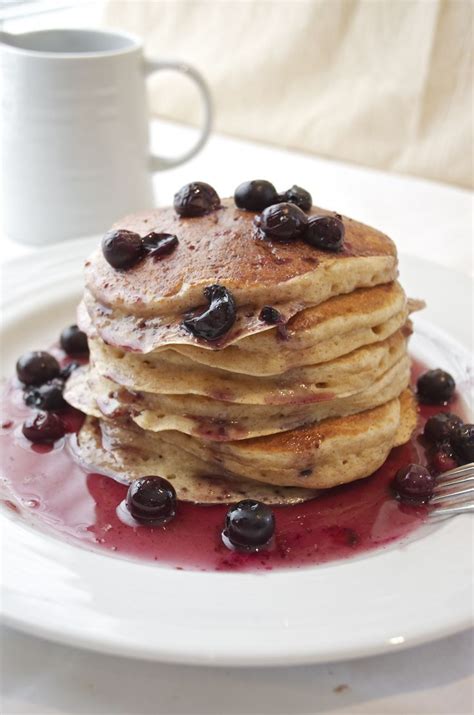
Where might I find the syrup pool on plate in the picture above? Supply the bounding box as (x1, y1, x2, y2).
(0, 357, 467, 572)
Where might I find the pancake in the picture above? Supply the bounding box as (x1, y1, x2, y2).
(81, 200, 398, 351)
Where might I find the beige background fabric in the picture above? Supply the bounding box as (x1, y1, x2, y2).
(104, 0, 473, 189)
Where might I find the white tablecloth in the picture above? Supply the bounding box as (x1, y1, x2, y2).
(1, 122, 473, 715)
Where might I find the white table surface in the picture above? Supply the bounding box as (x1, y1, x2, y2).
(1, 122, 473, 715)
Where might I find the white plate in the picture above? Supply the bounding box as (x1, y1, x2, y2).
(1, 242, 473, 666)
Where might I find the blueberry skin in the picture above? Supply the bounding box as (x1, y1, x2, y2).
(101, 229, 144, 270)
(258, 202, 308, 241)
(304, 215, 345, 251)
(24, 378, 66, 411)
(60, 325, 89, 356)
(22, 411, 65, 443)
(223, 499, 275, 551)
(60, 362, 80, 380)
(423, 412, 463, 443)
(453, 424, 474, 463)
(234, 180, 279, 212)
(393, 463, 435, 502)
(259, 306, 282, 325)
(126, 476, 177, 525)
(417, 369, 456, 404)
(174, 182, 220, 217)
(142, 232, 179, 260)
(16, 351, 60, 387)
(282, 185, 312, 212)
(183, 285, 237, 341)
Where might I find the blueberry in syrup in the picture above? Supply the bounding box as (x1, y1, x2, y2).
(417, 369, 456, 404)
(22, 411, 65, 443)
(453, 424, 474, 463)
(234, 180, 279, 212)
(257, 202, 308, 241)
(304, 215, 345, 251)
(142, 232, 178, 260)
(393, 463, 435, 502)
(259, 306, 282, 324)
(60, 324, 89, 356)
(174, 182, 220, 217)
(222, 499, 275, 552)
(182, 284, 237, 341)
(60, 362, 80, 380)
(423, 412, 463, 443)
(24, 378, 66, 411)
(126, 476, 177, 525)
(429, 442, 459, 474)
(281, 185, 312, 212)
(16, 351, 60, 386)
(101, 229, 144, 270)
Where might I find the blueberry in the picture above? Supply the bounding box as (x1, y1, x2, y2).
(174, 182, 220, 217)
(60, 362, 80, 380)
(16, 351, 60, 387)
(234, 180, 279, 211)
(223, 499, 275, 551)
(257, 202, 308, 241)
(417, 369, 456, 404)
(393, 463, 435, 502)
(142, 232, 178, 260)
(24, 378, 66, 411)
(22, 411, 65, 443)
(430, 442, 459, 474)
(60, 325, 89, 356)
(423, 412, 463, 443)
(183, 285, 236, 341)
(259, 306, 281, 324)
(126, 476, 177, 525)
(453, 424, 474, 463)
(101, 229, 144, 270)
(282, 185, 312, 212)
(304, 215, 345, 251)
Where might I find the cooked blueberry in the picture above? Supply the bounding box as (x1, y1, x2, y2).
(183, 285, 236, 341)
(423, 412, 463, 443)
(16, 351, 60, 386)
(282, 185, 312, 212)
(304, 215, 345, 251)
(22, 411, 65, 443)
(223, 499, 275, 551)
(101, 229, 144, 270)
(24, 378, 66, 411)
(60, 362, 80, 380)
(174, 182, 220, 217)
(126, 476, 176, 525)
(259, 306, 281, 324)
(142, 232, 178, 260)
(417, 369, 455, 404)
(257, 202, 307, 241)
(234, 180, 278, 211)
(393, 463, 435, 501)
(60, 325, 89, 356)
(430, 442, 459, 474)
(453, 424, 474, 463)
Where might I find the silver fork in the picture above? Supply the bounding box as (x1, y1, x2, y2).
(429, 462, 474, 519)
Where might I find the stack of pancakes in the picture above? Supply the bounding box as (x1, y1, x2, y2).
(66, 199, 419, 504)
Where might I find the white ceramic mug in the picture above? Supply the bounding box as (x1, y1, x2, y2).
(0, 28, 213, 245)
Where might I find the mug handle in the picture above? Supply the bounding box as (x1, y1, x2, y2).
(144, 59, 213, 171)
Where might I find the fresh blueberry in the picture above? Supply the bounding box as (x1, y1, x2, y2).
(281, 185, 312, 212)
(183, 285, 236, 341)
(16, 351, 60, 387)
(257, 202, 307, 241)
(423, 412, 463, 443)
(60, 362, 80, 380)
(304, 215, 345, 251)
(24, 378, 66, 411)
(22, 411, 65, 443)
(142, 232, 178, 260)
(60, 325, 89, 356)
(174, 182, 220, 217)
(102, 229, 144, 270)
(234, 180, 279, 211)
(259, 306, 282, 324)
(453, 424, 474, 463)
(393, 463, 435, 502)
(417, 369, 456, 404)
(223, 499, 275, 551)
(126, 476, 177, 525)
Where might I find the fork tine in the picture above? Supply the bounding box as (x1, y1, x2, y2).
(434, 475, 474, 491)
(429, 502, 474, 519)
(436, 462, 474, 482)
(431, 486, 474, 504)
